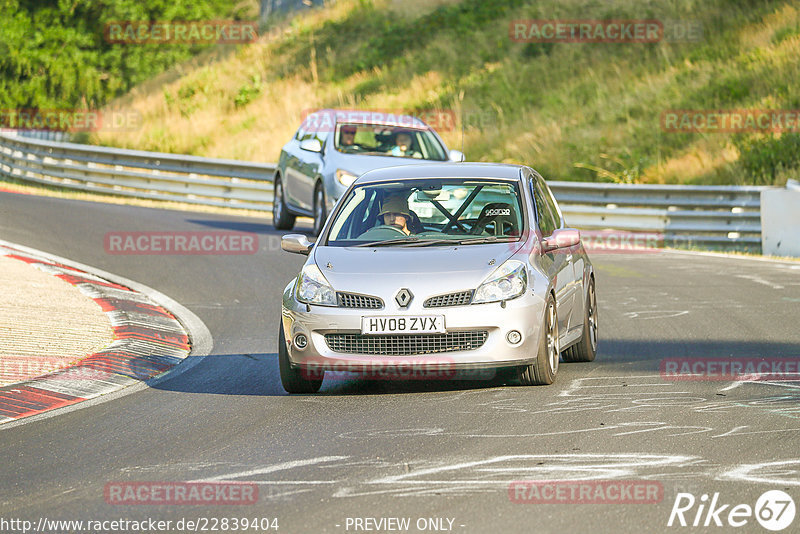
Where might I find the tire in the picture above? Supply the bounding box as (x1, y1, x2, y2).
(312, 184, 326, 237)
(278, 322, 322, 394)
(562, 277, 597, 363)
(273, 177, 296, 231)
(519, 294, 559, 385)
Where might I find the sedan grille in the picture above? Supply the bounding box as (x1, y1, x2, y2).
(424, 290, 474, 308)
(325, 331, 488, 356)
(337, 292, 383, 309)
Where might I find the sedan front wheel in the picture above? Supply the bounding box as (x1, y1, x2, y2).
(278, 323, 322, 394)
(273, 178, 296, 231)
(312, 185, 326, 237)
(519, 294, 559, 385)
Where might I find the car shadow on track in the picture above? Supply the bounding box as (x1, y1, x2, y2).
(149, 352, 524, 397)
(149, 338, 800, 396)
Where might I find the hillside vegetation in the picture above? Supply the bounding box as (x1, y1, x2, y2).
(0, 0, 257, 110)
(91, 0, 800, 185)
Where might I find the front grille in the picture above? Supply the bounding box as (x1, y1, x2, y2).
(424, 290, 474, 308)
(325, 331, 488, 356)
(337, 292, 383, 309)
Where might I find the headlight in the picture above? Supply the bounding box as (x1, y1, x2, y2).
(336, 169, 358, 186)
(295, 264, 337, 306)
(473, 260, 527, 304)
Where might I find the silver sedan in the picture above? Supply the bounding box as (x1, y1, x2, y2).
(272, 109, 464, 235)
(278, 163, 597, 393)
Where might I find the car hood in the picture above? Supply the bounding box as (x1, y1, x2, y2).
(335, 153, 448, 176)
(312, 243, 523, 298)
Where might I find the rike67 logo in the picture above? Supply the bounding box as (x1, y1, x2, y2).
(668, 490, 796, 531)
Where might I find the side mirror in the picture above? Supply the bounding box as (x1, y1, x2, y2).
(299, 138, 322, 153)
(542, 228, 580, 253)
(448, 149, 465, 162)
(281, 234, 313, 255)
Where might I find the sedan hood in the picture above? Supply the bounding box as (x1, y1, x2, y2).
(313, 242, 522, 295)
(337, 153, 448, 177)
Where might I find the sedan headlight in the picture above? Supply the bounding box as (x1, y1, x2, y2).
(336, 169, 358, 186)
(473, 260, 527, 304)
(296, 264, 337, 306)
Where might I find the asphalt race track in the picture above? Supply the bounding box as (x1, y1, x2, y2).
(2, 191, 800, 533)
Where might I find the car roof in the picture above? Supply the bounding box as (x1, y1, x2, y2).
(308, 109, 429, 129)
(355, 163, 525, 184)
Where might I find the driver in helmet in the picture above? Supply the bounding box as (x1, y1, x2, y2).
(378, 195, 414, 235)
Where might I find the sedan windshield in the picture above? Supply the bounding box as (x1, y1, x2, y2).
(334, 123, 447, 161)
(326, 179, 525, 247)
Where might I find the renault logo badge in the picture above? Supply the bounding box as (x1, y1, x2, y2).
(395, 288, 413, 307)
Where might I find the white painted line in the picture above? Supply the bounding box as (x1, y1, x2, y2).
(193, 456, 350, 483)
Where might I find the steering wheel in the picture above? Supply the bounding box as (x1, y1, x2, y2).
(470, 217, 492, 235)
(341, 144, 364, 153)
(357, 225, 407, 240)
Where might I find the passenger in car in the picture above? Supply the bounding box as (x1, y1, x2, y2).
(390, 131, 422, 158)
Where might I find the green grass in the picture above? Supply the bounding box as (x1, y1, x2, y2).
(92, 0, 800, 185)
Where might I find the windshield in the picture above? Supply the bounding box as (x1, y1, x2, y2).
(334, 123, 448, 161)
(326, 178, 525, 247)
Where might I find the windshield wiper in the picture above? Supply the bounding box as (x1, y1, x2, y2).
(353, 236, 426, 247)
(354, 236, 459, 248)
(354, 235, 519, 248)
(456, 236, 519, 245)
(396, 238, 461, 247)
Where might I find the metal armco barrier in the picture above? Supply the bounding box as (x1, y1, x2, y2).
(0, 133, 276, 211)
(0, 133, 771, 251)
(549, 181, 767, 251)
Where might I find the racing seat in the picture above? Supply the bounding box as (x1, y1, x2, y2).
(471, 203, 518, 236)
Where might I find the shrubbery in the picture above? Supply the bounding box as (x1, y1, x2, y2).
(0, 0, 255, 110)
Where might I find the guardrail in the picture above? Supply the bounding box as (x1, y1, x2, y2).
(0, 132, 769, 252)
(550, 181, 767, 251)
(0, 132, 277, 211)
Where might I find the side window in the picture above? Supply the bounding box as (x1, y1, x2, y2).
(532, 178, 557, 236)
(541, 179, 563, 229)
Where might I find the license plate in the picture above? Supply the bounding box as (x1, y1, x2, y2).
(361, 315, 445, 335)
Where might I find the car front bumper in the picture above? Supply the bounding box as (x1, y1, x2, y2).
(280, 282, 547, 380)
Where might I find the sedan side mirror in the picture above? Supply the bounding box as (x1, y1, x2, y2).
(281, 234, 314, 255)
(542, 228, 580, 253)
(299, 138, 322, 153)
(448, 149, 465, 162)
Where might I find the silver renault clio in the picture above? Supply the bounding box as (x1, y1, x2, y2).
(278, 163, 597, 393)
